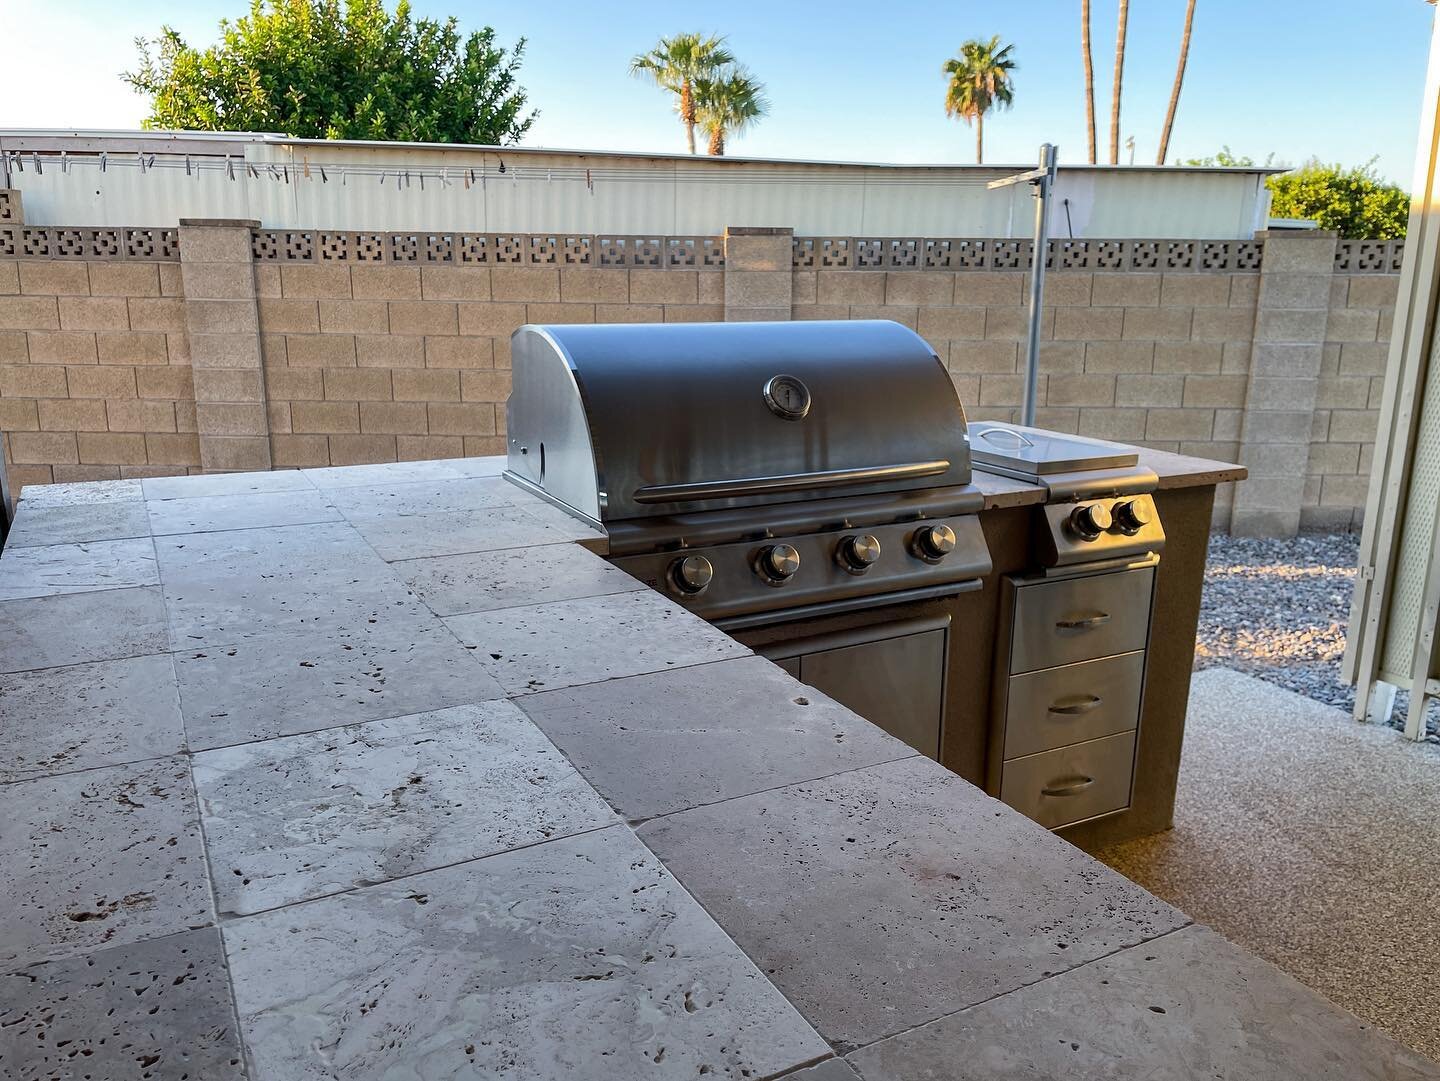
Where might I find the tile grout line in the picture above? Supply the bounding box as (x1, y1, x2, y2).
(836, 921, 1199, 1061)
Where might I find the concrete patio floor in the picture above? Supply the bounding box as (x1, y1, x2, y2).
(1098, 668, 1440, 1063)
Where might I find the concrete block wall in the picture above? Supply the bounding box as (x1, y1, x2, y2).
(0, 198, 1400, 534)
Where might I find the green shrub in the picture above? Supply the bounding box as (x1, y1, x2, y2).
(1267, 161, 1410, 239)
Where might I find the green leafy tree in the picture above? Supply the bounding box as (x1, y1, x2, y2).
(1177, 146, 1268, 167)
(630, 33, 735, 155)
(694, 69, 768, 156)
(1267, 160, 1410, 239)
(942, 36, 1017, 164)
(125, 0, 535, 144)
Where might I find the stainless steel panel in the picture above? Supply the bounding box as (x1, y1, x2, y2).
(999, 731, 1136, 829)
(609, 514, 990, 623)
(1003, 651, 1144, 760)
(1010, 566, 1154, 673)
(1037, 496, 1165, 568)
(798, 628, 948, 760)
(773, 656, 801, 678)
(506, 320, 971, 522)
(968, 422, 1137, 477)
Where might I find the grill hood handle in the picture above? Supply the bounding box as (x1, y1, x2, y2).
(632, 460, 952, 505)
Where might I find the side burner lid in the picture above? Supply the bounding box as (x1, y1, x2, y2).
(968, 422, 1138, 480)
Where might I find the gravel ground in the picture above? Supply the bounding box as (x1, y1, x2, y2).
(1195, 531, 1440, 742)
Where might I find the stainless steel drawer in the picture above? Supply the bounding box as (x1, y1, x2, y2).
(999, 731, 1136, 829)
(1009, 566, 1154, 673)
(1003, 650, 1144, 760)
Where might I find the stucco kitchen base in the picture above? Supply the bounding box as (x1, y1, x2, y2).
(0, 456, 1434, 1080)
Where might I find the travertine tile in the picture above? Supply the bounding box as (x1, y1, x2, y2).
(0, 653, 183, 781)
(0, 929, 246, 1080)
(226, 827, 829, 1081)
(194, 701, 616, 915)
(302, 457, 472, 488)
(638, 755, 1187, 1049)
(154, 522, 414, 646)
(395, 542, 645, 616)
(846, 926, 1440, 1081)
(2, 499, 152, 547)
(17, 478, 143, 508)
(349, 504, 598, 561)
(141, 469, 314, 500)
(147, 489, 343, 536)
(319, 476, 519, 520)
(0, 537, 158, 600)
(175, 617, 502, 749)
(0, 586, 170, 673)
(0, 757, 211, 967)
(521, 657, 914, 819)
(447, 589, 750, 696)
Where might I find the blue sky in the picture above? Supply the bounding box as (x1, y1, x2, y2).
(2, 1, 1433, 182)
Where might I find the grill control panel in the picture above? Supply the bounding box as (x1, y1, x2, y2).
(613, 514, 991, 623)
(1040, 494, 1164, 568)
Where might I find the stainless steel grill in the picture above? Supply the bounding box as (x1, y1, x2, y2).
(506, 321, 992, 625)
(505, 319, 993, 760)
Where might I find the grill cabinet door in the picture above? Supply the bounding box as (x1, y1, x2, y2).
(797, 626, 947, 760)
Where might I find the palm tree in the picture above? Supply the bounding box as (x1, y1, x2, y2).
(1081, 0, 1097, 164)
(694, 68, 769, 155)
(630, 33, 735, 154)
(1109, 0, 1129, 164)
(1155, 0, 1197, 164)
(942, 36, 1018, 165)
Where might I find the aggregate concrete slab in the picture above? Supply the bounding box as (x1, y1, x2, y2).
(2, 499, 152, 547)
(445, 454, 508, 478)
(0, 586, 170, 673)
(845, 925, 1440, 1081)
(193, 701, 617, 915)
(0, 928, 247, 1081)
(320, 476, 519, 520)
(348, 503, 601, 561)
(447, 589, 750, 696)
(225, 826, 830, 1081)
(521, 656, 916, 820)
(0, 757, 211, 968)
(0, 537, 158, 600)
(174, 617, 503, 750)
(142, 469, 315, 500)
(18, 478, 144, 507)
(154, 522, 416, 646)
(146, 488, 343, 536)
(1099, 669, 1440, 1062)
(0, 653, 184, 781)
(395, 541, 646, 616)
(783, 1061, 861, 1080)
(638, 755, 1188, 1050)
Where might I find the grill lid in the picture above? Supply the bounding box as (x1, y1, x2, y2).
(968, 422, 1138, 479)
(506, 320, 971, 523)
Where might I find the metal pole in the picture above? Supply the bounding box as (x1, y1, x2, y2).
(1021, 144, 1057, 427)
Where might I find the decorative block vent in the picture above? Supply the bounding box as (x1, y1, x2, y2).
(0, 226, 179, 259)
(791, 237, 1269, 272)
(0, 189, 21, 223)
(249, 230, 725, 268)
(1335, 239, 1405, 274)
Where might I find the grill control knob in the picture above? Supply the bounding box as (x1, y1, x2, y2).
(1113, 499, 1151, 535)
(759, 543, 801, 582)
(838, 534, 882, 573)
(670, 554, 714, 595)
(913, 524, 958, 561)
(1068, 503, 1113, 541)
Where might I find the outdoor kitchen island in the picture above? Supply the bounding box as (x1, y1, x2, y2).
(0, 456, 1432, 1081)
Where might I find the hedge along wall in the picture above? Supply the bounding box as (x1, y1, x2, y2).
(0, 193, 1401, 536)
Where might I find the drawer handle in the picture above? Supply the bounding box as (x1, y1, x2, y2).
(1041, 776, 1096, 798)
(1055, 612, 1111, 631)
(1049, 694, 1103, 716)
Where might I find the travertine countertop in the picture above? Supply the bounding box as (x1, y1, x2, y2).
(0, 455, 1426, 1081)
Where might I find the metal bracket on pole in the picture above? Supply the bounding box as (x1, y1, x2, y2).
(989, 144, 1058, 427)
